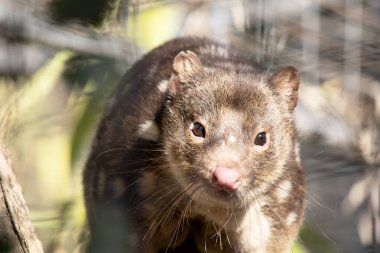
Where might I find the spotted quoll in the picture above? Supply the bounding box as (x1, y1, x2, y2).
(83, 37, 305, 253)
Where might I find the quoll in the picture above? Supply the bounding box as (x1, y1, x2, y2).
(83, 37, 306, 253)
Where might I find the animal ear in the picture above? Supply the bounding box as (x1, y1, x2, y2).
(173, 50, 202, 81)
(170, 50, 202, 95)
(269, 66, 300, 112)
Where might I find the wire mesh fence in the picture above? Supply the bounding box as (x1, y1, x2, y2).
(0, 0, 379, 252)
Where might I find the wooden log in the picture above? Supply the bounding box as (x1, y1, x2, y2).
(0, 144, 44, 253)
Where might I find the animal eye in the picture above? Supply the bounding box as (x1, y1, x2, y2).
(191, 122, 206, 138)
(254, 132, 267, 146)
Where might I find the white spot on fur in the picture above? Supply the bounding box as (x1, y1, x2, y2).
(200, 45, 229, 58)
(228, 135, 236, 143)
(295, 142, 301, 164)
(138, 120, 159, 141)
(286, 212, 298, 226)
(157, 79, 169, 93)
(276, 180, 292, 201)
(216, 46, 229, 57)
(239, 203, 271, 252)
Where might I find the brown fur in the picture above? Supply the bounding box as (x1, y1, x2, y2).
(83, 37, 306, 253)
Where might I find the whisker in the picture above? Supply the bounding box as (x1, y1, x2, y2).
(211, 221, 222, 249)
(166, 184, 200, 251)
(136, 180, 180, 209)
(224, 227, 231, 248)
(151, 183, 193, 241)
(143, 185, 186, 240)
(107, 157, 166, 175)
(251, 189, 266, 253)
(163, 184, 196, 252)
(94, 147, 130, 160)
(94, 146, 166, 162)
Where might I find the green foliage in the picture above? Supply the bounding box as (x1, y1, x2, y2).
(299, 226, 339, 253)
(127, 1, 183, 50)
(291, 240, 310, 253)
(65, 55, 123, 168)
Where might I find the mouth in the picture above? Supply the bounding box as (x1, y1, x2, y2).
(210, 184, 237, 197)
(195, 178, 240, 206)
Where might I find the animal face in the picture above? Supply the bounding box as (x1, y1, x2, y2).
(162, 51, 298, 208)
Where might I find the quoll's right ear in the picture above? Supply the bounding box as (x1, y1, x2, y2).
(269, 66, 300, 112)
(170, 50, 202, 95)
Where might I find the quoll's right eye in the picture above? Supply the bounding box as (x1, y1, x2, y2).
(191, 122, 206, 138)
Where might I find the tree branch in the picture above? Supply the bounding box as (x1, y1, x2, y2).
(0, 144, 44, 253)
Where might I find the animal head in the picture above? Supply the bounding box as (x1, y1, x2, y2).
(162, 50, 300, 208)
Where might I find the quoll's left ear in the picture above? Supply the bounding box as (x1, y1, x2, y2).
(269, 66, 300, 112)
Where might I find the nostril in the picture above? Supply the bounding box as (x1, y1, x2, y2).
(212, 166, 241, 192)
(212, 173, 218, 184)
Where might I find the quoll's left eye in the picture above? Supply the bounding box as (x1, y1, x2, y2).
(254, 132, 267, 146)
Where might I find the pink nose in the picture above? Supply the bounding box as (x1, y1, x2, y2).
(212, 166, 241, 192)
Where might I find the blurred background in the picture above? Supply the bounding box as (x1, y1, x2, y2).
(0, 0, 379, 252)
